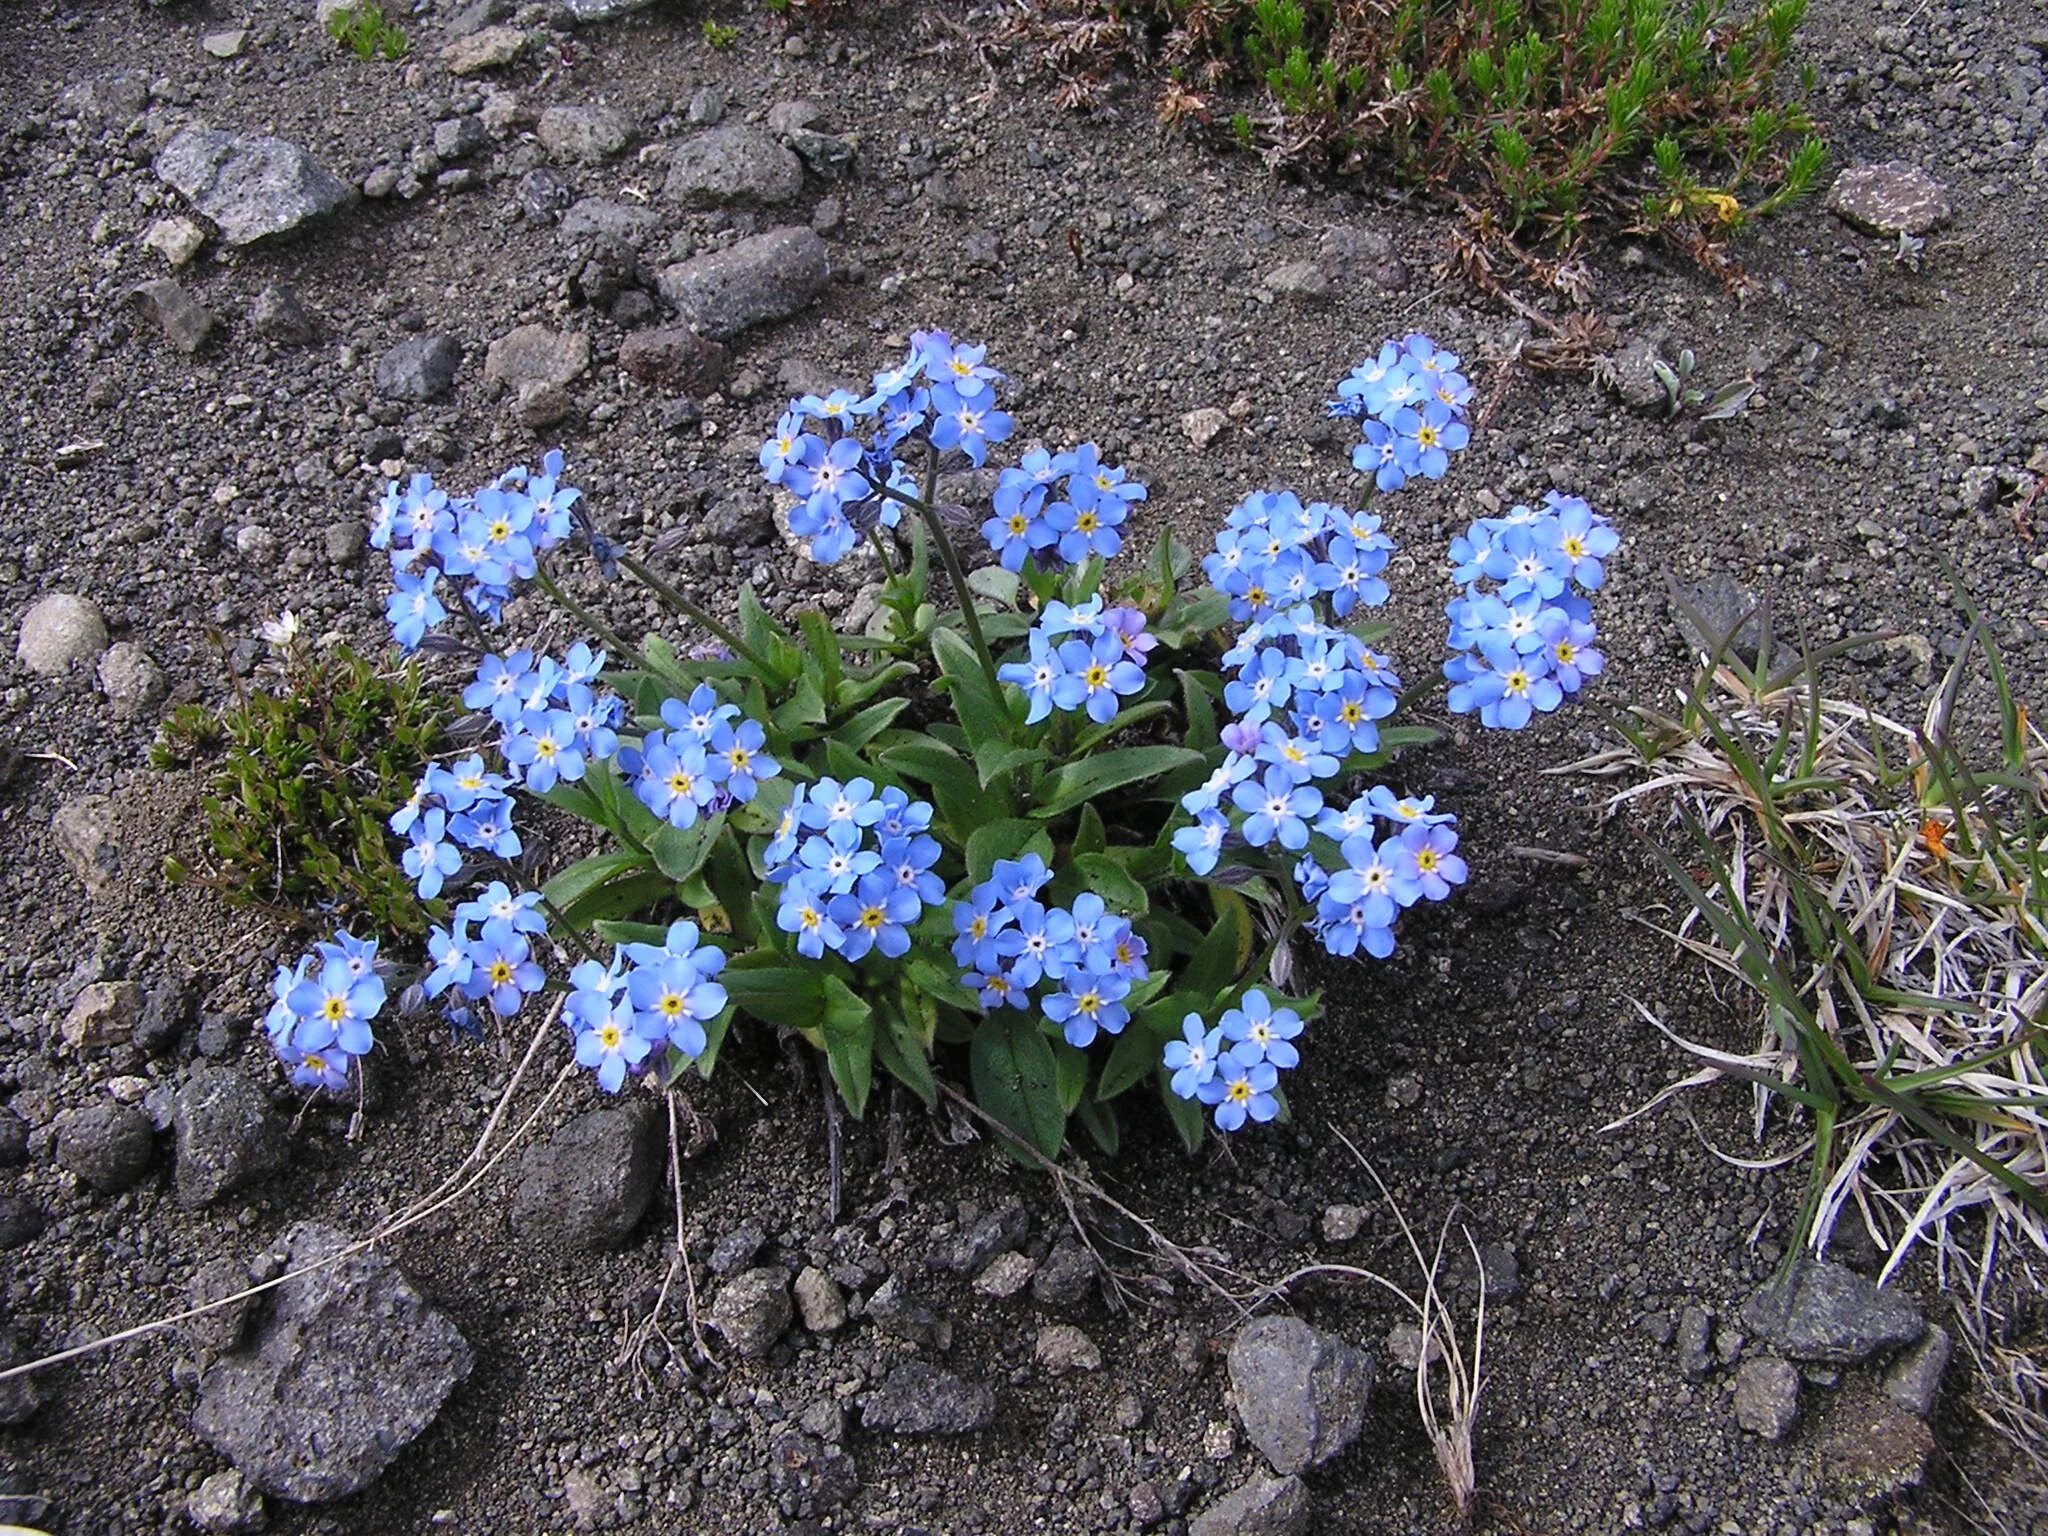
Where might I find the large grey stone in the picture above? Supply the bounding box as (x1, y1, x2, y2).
(560, 198, 662, 246)
(52, 794, 121, 893)
(17, 593, 108, 676)
(154, 127, 351, 246)
(53, 1101, 154, 1193)
(657, 227, 828, 341)
(617, 326, 728, 394)
(1827, 162, 1952, 237)
(97, 641, 167, 718)
(172, 1065, 288, 1207)
(249, 284, 317, 345)
(509, 1102, 660, 1249)
(859, 1362, 994, 1435)
(1733, 1357, 1800, 1439)
(556, 0, 656, 18)
(483, 324, 590, 389)
(1189, 1475, 1311, 1536)
(375, 335, 463, 402)
(708, 1266, 792, 1358)
(1742, 1259, 1925, 1364)
(664, 126, 804, 208)
(1227, 1315, 1371, 1475)
(192, 1223, 471, 1502)
(537, 104, 635, 164)
(1884, 1324, 1953, 1418)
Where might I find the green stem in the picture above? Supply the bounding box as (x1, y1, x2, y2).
(871, 477, 1001, 697)
(1246, 898, 1311, 989)
(448, 589, 496, 653)
(533, 567, 634, 659)
(614, 549, 769, 675)
(865, 525, 900, 580)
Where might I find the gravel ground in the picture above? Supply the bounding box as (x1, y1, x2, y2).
(1, 0, 2045, 1532)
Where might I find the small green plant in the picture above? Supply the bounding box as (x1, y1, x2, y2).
(1576, 587, 2048, 1280)
(702, 18, 739, 48)
(1624, 345, 1756, 421)
(325, 0, 409, 62)
(1028, 0, 1826, 259)
(153, 628, 450, 936)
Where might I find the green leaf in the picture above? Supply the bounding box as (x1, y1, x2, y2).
(1073, 698, 1175, 756)
(1180, 669, 1220, 752)
(1182, 888, 1253, 999)
(974, 741, 1048, 790)
(1098, 1014, 1166, 1100)
(769, 672, 828, 734)
(932, 625, 1017, 760)
(738, 585, 802, 686)
(967, 566, 1022, 607)
(1030, 746, 1206, 820)
(592, 919, 673, 948)
(541, 850, 651, 911)
(836, 659, 920, 709)
(1053, 1041, 1089, 1116)
(648, 811, 725, 884)
(560, 869, 675, 928)
(904, 953, 983, 1012)
(969, 1011, 1065, 1162)
(723, 953, 828, 1029)
(966, 819, 1053, 883)
(1072, 803, 1107, 857)
(1075, 1096, 1120, 1158)
(875, 991, 939, 1107)
(1160, 1069, 1208, 1153)
(730, 773, 793, 837)
(876, 738, 1006, 836)
(1153, 588, 1230, 647)
(797, 610, 844, 701)
(536, 779, 607, 827)
(1072, 852, 1148, 915)
(835, 697, 912, 752)
(819, 975, 873, 1118)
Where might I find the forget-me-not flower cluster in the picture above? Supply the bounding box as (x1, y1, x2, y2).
(759, 330, 1020, 565)
(1443, 492, 1616, 730)
(373, 450, 583, 647)
(618, 682, 782, 829)
(981, 442, 1147, 573)
(264, 931, 386, 1092)
(996, 594, 1154, 726)
(1289, 786, 1468, 959)
(765, 779, 944, 963)
(562, 920, 729, 1092)
(1327, 333, 1474, 493)
(948, 855, 1149, 1047)
(1163, 989, 1305, 1131)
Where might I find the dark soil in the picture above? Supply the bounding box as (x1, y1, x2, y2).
(2, 0, 2045, 1533)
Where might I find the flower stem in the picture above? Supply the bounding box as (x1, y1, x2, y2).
(613, 549, 769, 676)
(533, 567, 634, 660)
(872, 466, 1001, 695)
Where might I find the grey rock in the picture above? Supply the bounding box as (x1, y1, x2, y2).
(248, 284, 317, 345)
(515, 382, 577, 429)
(788, 129, 855, 178)
(793, 1265, 846, 1333)
(1321, 1204, 1367, 1243)
(766, 100, 824, 135)
(63, 980, 142, 1050)
(0, 1106, 27, 1166)
(1884, 1324, 1952, 1418)
(1676, 1305, 1715, 1381)
(97, 641, 167, 718)
(1673, 571, 1765, 666)
(0, 1330, 40, 1425)
(516, 168, 572, 221)
(53, 1101, 154, 1193)
(154, 127, 352, 246)
(134, 975, 193, 1055)
(59, 71, 149, 123)
(17, 593, 109, 676)
(561, 198, 662, 246)
(709, 1223, 767, 1276)
(1031, 1237, 1099, 1309)
(484, 324, 590, 389)
(1606, 335, 1669, 414)
(708, 1266, 792, 1358)
(52, 794, 121, 893)
(1827, 162, 1952, 237)
(537, 104, 635, 164)
(1035, 1323, 1102, 1377)
(860, 1362, 994, 1435)
(657, 227, 829, 341)
(182, 1255, 256, 1359)
(932, 1201, 1030, 1273)
(1317, 224, 1407, 290)
(556, 0, 656, 18)
(202, 29, 246, 58)
(432, 116, 488, 162)
(375, 335, 463, 402)
(1733, 1357, 1801, 1440)
(324, 521, 365, 565)
(192, 1222, 471, 1502)
(143, 215, 206, 267)
(618, 326, 729, 393)
(441, 24, 526, 75)
(767, 1428, 857, 1518)
(1264, 259, 1333, 304)
(865, 1276, 948, 1350)
(663, 126, 804, 208)
(1227, 1316, 1371, 1475)
(0, 1194, 44, 1250)
(685, 85, 728, 125)
(186, 1469, 266, 1533)
(509, 1102, 660, 1250)
(172, 1066, 289, 1207)
(1743, 1259, 1925, 1364)
(1189, 1475, 1311, 1536)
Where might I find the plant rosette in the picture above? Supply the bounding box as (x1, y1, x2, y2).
(264, 328, 1619, 1165)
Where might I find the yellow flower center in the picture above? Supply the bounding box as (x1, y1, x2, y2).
(1076, 511, 1098, 534)
(598, 1022, 623, 1049)
(322, 996, 347, 1022)
(1084, 663, 1110, 689)
(1416, 848, 1439, 872)
(1563, 535, 1586, 558)
(860, 906, 886, 932)
(660, 993, 684, 1017)
(1505, 670, 1531, 696)
(1228, 1080, 1252, 1103)
(1556, 642, 1577, 664)
(488, 960, 513, 985)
